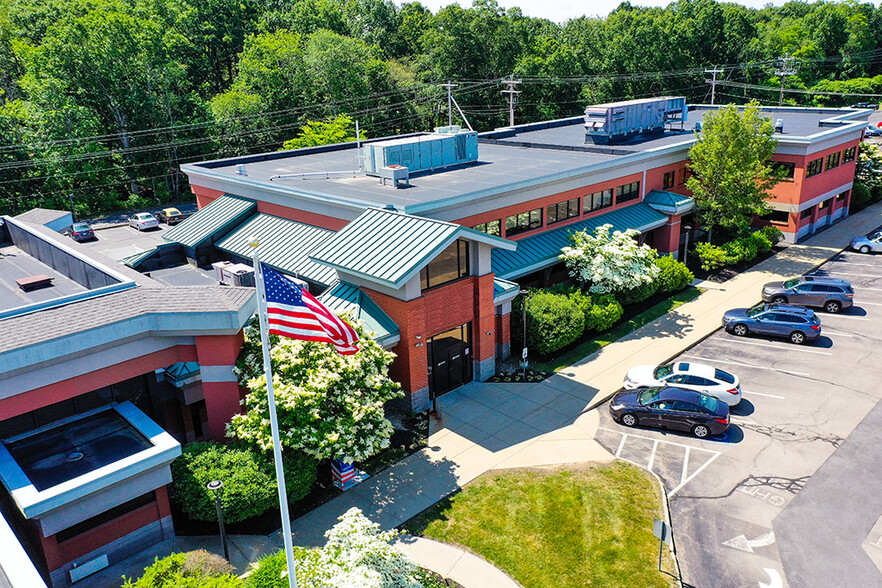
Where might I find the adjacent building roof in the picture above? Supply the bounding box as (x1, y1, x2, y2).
(162, 194, 256, 248)
(642, 190, 696, 216)
(216, 213, 336, 287)
(14, 208, 72, 227)
(492, 202, 669, 280)
(493, 277, 520, 303)
(318, 282, 400, 347)
(310, 208, 516, 289)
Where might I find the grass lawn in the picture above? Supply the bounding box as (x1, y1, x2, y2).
(404, 462, 678, 588)
(534, 286, 702, 373)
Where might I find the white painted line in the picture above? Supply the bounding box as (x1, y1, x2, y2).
(679, 355, 811, 377)
(810, 271, 882, 278)
(721, 339, 832, 355)
(742, 390, 785, 399)
(669, 451, 721, 497)
(822, 313, 869, 321)
(599, 427, 719, 454)
(824, 330, 855, 337)
(647, 439, 659, 472)
(731, 417, 759, 426)
(615, 434, 627, 458)
(826, 261, 882, 267)
(856, 301, 882, 306)
(681, 447, 691, 486)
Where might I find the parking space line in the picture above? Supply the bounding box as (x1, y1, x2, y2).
(647, 439, 659, 471)
(742, 390, 785, 399)
(809, 271, 882, 279)
(681, 447, 690, 486)
(731, 417, 759, 426)
(824, 330, 854, 337)
(669, 452, 720, 497)
(718, 339, 831, 355)
(679, 355, 810, 377)
(822, 314, 869, 321)
(856, 301, 882, 306)
(615, 434, 626, 458)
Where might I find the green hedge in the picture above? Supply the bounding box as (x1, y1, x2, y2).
(584, 293, 623, 332)
(171, 442, 317, 524)
(614, 280, 659, 306)
(122, 551, 242, 588)
(696, 228, 782, 271)
(654, 256, 694, 292)
(852, 181, 873, 209)
(513, 291, 585, 356)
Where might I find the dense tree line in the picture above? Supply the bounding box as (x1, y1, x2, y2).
(1, 0, 881, 217)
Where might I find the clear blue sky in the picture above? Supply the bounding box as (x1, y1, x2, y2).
(412, 0, 795, 24)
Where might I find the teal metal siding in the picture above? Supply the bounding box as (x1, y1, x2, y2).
(162, 195, 256, 248)
(493, 277, 520, 301)
(318, 281, 399, 345)
(492, 203, 669, 280)
(121, 247, 158, 268)
(643, 189, 694, 209)
(216, 214, 337, 287)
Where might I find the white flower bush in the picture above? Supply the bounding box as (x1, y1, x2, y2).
(229, 318, 402, 463)
(560, 223, 659, 294)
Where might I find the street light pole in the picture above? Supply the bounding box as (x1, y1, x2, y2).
(207, 480, 229, 561)
(519, 289, 528, 381)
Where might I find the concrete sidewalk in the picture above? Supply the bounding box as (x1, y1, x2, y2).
(98, 202, 882, 587)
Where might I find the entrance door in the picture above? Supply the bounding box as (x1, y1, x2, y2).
(427, 323, 473, 398)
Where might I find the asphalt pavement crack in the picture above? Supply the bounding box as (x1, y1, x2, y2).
(736, 421, 844, 447)
(674, 473, 809, 501)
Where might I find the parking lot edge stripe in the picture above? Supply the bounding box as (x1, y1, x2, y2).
(647, 439, 659, 472)
(743, 390, 786, 399)
(718, 339, 832, 355)
(668, 451, 721, 498)
(681, 447, 690, 486)
(679, 355, 811, 377)
(615, 434, 627, 458)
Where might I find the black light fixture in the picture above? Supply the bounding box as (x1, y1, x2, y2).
(207, 480, 229, 560)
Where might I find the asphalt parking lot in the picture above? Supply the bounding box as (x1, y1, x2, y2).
(597, 246, 882, 588)
(71, 224, 169, 262)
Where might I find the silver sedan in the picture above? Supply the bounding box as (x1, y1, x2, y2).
(851, 231, 882, 254)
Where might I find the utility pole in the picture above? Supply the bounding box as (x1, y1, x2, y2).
(775, 56, 799, 107)
(440, 81, 458, 126)
(501, 75, 522, 127)
(704, 67, 724, 105)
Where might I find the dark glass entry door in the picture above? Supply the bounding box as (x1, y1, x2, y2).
(427, 323, 473, 398)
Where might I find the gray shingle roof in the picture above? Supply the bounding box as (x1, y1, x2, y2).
(14, 208, 71, 226)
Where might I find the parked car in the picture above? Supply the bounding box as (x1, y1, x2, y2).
(157, 207, 184, 225)
(623, 362, 742, 406)
(851, 231, 882, 254)
(609, 386, 730, 439)
(128, 212, 159, 231)
(761, 275, 853, 313)
(851, 102, 878, 110)
(722, 303, 821, 344)
(67, 222, 95, 242)
(865, 126, 882, 137)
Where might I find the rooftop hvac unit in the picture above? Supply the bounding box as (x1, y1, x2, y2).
(221, 263, 255, 287)
(584, 97, 688, 145)
(212, 260, 234, 282)
(775, 119, 784, 133)
(362, 127, 478, 176)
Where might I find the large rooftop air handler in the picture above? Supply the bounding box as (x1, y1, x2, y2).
(361, 126, 478, 175)
(584, 97, 688, 145)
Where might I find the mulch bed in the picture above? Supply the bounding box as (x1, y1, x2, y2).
(686, 244, 787, 283)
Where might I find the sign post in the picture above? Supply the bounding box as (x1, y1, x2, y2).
(653, 518, 673, 572)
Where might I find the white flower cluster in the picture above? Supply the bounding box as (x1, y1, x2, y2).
(560, 223, 660, 293)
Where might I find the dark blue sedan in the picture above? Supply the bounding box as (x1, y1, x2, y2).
(68, 222, 95, 242)
(609, 386, 730, 439)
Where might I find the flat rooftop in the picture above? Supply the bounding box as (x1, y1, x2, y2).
(0, 245, 88, 312)
(185, 104, 868, 215)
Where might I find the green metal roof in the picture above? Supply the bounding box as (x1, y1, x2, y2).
(121, 247, 158, 269)
(163, 194, 256, 248)
(642, 190, 695, 215)
(309, 208, 516, 289)
(492, 202, 669, 280)
(318, 281, 400, 347)
(493, 277, 520, 302)
(216, 213, 337, 287)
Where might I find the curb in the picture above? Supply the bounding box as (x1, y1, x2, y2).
(651, 468, 683, 587)
(91, 223, 129, 231)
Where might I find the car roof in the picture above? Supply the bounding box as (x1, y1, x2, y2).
(163, 207, 181, 213)
(798, 275, 851, 286)
(72, 222, 91, 228)
(134, 212, 154, 218)
(765, 304, 816, 315)
(656, 387, 703, 402)
(673, 362, 716, 379)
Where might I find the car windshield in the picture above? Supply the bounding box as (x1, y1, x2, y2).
(697, 394, 721, 413)
(637, 388, 661, 406)
(72, 223, 89, 231)
(783, 278, 800, 288)
(715, 369, 736, 384)
(747, 304, 765, 317)
(653, 364, 674, 379)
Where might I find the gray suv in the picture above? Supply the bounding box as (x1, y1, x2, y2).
(722, 304, 821, 344)
(761, 276, 853, 313)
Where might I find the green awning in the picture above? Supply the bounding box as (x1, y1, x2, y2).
(162, 194, 256, 248)
(492, 202, 669, 280)
(121, 247, 158, 269)
(642, 190, 695, 215)
(318, 282, 400, 347)
(493, 277, 520, 303)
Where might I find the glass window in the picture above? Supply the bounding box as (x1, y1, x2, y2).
(715, 369, 735, 384)
(771, 161, 795, 180)
(663, 171, 675, 190)
(505, 208, 542, 236)
(801, 208, 813, 219)
(836, 190, 849, 201)
(843, 146, 857, 163)
(420, 239, 470, 290)
(616, 181, 640, 204)
(819, 199, 829, 210)
(783, 278, 800, 288)
(697, 395, 721, 413)
(653, 363, 674, 379)
(637, 387, 662, 405)
(766, 210, 790, 224)
(547, 198, 580, 225)
(584, 189, 613, 213)
(806, 158, 823, 177)
(825, 152, 840, 171)
(679, 168, 691, 185)
(472, 220, 501, 236)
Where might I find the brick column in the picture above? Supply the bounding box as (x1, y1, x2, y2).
(472, 274, 496, 381)
(654, 214, 682, 258)
(496, 307, 511, 360)
(195, 332, 245, 441)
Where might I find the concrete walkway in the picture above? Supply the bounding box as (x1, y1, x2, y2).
(96, 203, 882, 587)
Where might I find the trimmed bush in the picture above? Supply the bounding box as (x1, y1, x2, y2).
(615, 280, 659, 306)
(723, 237, 758, 263)
(749, 230, 773, 253)
(513, 291, 585, 356)
(695, 242, 735, 270)
(654, 255, 694, 293)
(853, 181, 873, 209)
(122, 551, 242, 588)
(584, 294, 623, 333)
(171, 442, 317, 524)
(760, 225, 783, 245)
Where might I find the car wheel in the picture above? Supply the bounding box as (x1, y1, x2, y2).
(824, 300, 841, 314)
(789, 331, 806, 344)
(860, 245, 871, 254)
(732, 323, 749, 337)
(771, 296, 787, 304)
(621, 413, 638, 427)
(692, 424, 710, 439)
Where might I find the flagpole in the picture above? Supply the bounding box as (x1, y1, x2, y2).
(248, 237, 298, 588)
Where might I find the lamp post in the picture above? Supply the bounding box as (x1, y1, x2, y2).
(68, 194, 76, 223)
(207, 480, 229, 561)
(519, 289, 528, 381)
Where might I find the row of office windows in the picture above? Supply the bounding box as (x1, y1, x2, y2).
(473, 181, 641, 238)
(806, 146, 857, 178)
(766, 190, 850, 224)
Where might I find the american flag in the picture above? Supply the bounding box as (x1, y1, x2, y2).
(260, 263, 359, 355)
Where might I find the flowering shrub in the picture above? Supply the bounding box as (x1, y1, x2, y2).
(560, 224, 659, 294)
(231, 319, 402, 463)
